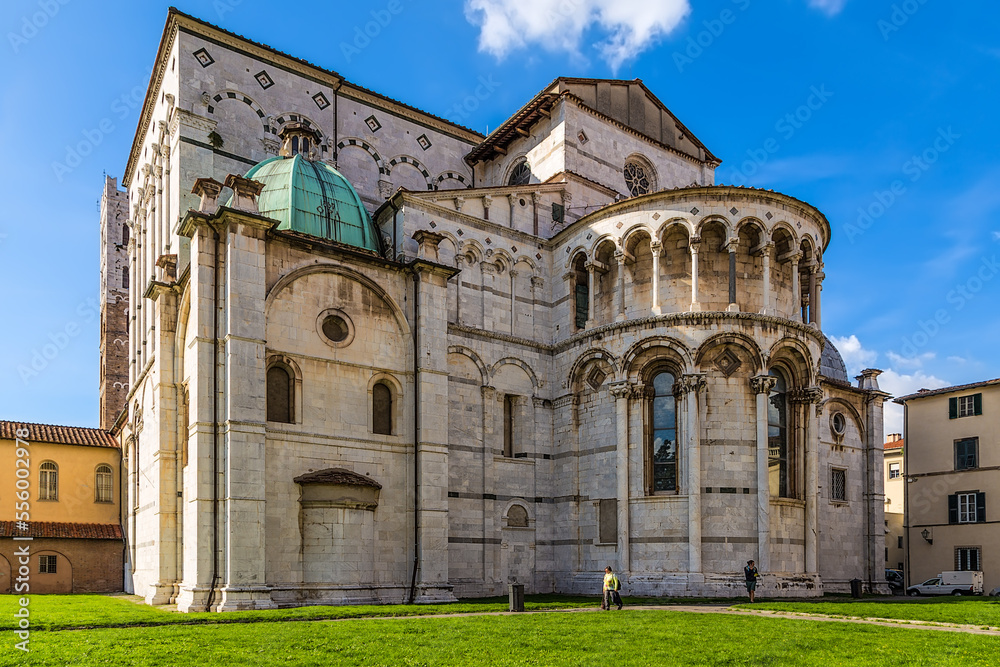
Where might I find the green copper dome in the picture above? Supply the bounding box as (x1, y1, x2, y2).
(237, 154, 382, 254)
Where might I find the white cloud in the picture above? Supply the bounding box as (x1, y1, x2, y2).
(878, 369, 950, 436)
(946, 355, 967, 364)
(464, 0, 691, 72)
(886, 350, 935, 368)
(993, 231, 1000, 241)
(807, 0, 847, 16)
(829, 335, 877, 376)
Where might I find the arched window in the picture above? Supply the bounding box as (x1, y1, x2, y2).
(506, 505, 528, 528)
(503, 395, 516, 457)
(767, 369, 790, 498)
(649, 371, 678, 493)
(122, 267, 129, 289)
(373, 383, 392, 435)
(95, 464, 113, 503)
(266, 365, 293, 423)
(122, 223, 129, 245)
(39, 461, 58, 501)
(508, 160, 532, 186)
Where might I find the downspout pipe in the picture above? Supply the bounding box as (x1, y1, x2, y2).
(206, 225, 221, 611)
(408, 269, 420, 604)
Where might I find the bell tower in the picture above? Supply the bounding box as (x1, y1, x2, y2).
(99, 175, 130, 429)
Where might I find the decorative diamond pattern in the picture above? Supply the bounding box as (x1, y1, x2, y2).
(193, 48, 214, 68)
(417, 134, 432, 150)
(365, 115, 382, 133)
(254, 70, 273, 89)
(428, 221, 437, 228)
(690, 207, 699, 215)
(616, 222, 623, 229)
(652, 213, 661, 220)
(457, 229, 464, 236)
(312, 92, 330, 110)
(730, 207, 739, 215)
(765, 212, 773, 220)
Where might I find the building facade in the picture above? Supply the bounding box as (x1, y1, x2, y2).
(897, 379, 999, 593)
(0, 422, 123, 594)
(884, 434, 904, 572)
(105, 8, 888, 611)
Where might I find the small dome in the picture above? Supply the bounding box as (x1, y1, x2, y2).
(819, 335, 850, 384)
(236, 154, 382, 254)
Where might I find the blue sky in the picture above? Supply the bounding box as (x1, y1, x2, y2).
(1, 0, 997, 432)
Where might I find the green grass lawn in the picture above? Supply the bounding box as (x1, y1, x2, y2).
(2, 608, 998, 666)
(737, 598, 1000, 627)
(1, 595, 998, 665)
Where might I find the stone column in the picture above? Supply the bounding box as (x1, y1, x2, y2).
(650, 240, 662, 315)
(560, 191, 573, 227)
(482, 195, 492, 222)
(798, 386, 823, 575)
(509, 270, 517, 336)
(750, 375, 777, 573)
(726, 237, 738, 311)
(682, 374, 707, 575)
(480, 386, 498, 583)
(760, 243, 774, 315)
(455, 254, 465, 326)
(507, 193, 518, 229)
(585, 262, 597, 328)
(609, 381, 633, 574)
(614, 251, 627, 322)
(815, 268, 824, 329)
(531, 192, 541, 236)
(808, 265, 819, 326)
(530, 276, 543, 342)
(789, 253, 802, 322)
(689, 237, 701, 312)
(858, 369, 889, 591)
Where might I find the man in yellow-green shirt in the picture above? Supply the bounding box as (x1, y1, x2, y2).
(602, 566, 622, 610)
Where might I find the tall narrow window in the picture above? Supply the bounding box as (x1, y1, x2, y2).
(122, 223, 129, 245)
(955, 438, 978, 470)
(503, 395, 515, 457)
(573, 254, 588, 330)
(831, 468, 847, 502)
(950, 492, 986, 524)
(122, 267, 129, 289)
(650, 371, 677, 493)
(266, 365, 292, 423)
(95, 464, 113, 503)
(39, 461, 58, 501)
(373, 383, 392, 435)
(767, 370, 789, 498)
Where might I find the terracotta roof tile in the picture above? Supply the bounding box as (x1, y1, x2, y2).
(894, 378, 1000, 403)
(0, 421, 118, 448)
(0, 521, 122, 540)
(884, 441, 904, 450)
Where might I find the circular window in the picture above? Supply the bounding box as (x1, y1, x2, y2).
(322, 315, 349, 342)
(508, 160, 532, 186)
(831, 412, 847, 436)
(316, 308, 355, 348)
(623, 161, 651, 197)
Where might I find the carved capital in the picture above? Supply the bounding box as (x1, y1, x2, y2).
(608, 381, 633, 400)
(531, 192, 541, 204)
(689, 236, 701, 253)
(679, 373, 707, 394)
(454, 196, 465, 212)
(789, 386, 824, 404)
(532, 396, 547, 409)
(649, 240, 662, 254)
(482, 195, 493, 209)
(481, 385, 496, 400)
(750, 374, 777, 395)
(561, 190, 573, 205)
(530, 276, 544, 288)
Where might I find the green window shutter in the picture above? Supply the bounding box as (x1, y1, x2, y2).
(551, 202, 565, 224)
(977, 492, 986, 523)
(949, 397, 958, 419)
(973, 393, 983, 416)
(948, 494, 959, 524)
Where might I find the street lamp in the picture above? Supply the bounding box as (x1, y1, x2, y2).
(920, 529, 933, 544)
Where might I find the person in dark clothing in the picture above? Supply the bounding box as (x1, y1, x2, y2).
(744, 559, 760, 602)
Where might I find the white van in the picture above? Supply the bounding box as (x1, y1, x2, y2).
(906, 571, 984, 596)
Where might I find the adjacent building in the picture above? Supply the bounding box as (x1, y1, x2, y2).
(0, 422, 123, 594)
(884, 434, 904, 572)
(896, 379, 999, 592)
(105, 8, 889, 611)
